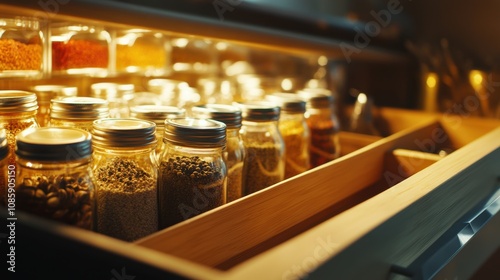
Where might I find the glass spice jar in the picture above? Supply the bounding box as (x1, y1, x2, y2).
(191, 104, 245, 203)
(30, 85, 78, 127)
(51, 23, 110, 76)
(90, 82, 134, 118)
(129, 104, 186, 158)
(48, 96, 109, 133)
(266, 93, 310, 179)
(298, 90, 341, 168)
(236, 101, 285, 195)
(0, 90, 39, 207)
(0, 90, 39, 166)
(0, 17, 45, 78)
(15, 127, 94, 230)
(92, 118, 158, 241)
(158, 118, 227, 229)
(115, 29, 168, 76)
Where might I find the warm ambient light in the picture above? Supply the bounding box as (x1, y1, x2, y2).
(426, 74, 437, 88)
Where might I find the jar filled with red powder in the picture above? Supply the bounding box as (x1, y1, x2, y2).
(50, 23, 110, 76)
(0, 17, 45, 77)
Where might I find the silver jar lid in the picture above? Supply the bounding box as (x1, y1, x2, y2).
(0, 90, 38, 113)
(30, 85, 78, 103)
(130, 105, 185, 126)
(191, 104, 242, 129)
(163, 118, 226, 148)
(265, 93, 306, 114)
(297, 90, 334, 109)
(92, 118, 157, 148)
(50, 97, 109, 120)
(15, 127, 92, 161)
(0, 129, 8, 160)
(235, 101, 280, 122)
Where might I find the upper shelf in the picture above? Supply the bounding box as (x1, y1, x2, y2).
(1, 0, 410, 62)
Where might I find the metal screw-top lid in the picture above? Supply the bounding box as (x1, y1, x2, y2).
(0, 129, 8, 160)
(191, 104, 242, 129)
(130, 105, 185, 126)
(15, 127, 92, 161)
(163, 118, 226, 148)
(30, 85, 78, 103)
(91, 82, 135, 100)
(235, 101, 280, 122)
(265, 93, 306, 114)
(0, 90, 38, 113)
(92, 118, 157, 148)
(297, 90, 334, 109)
(50, 97, 109, 120)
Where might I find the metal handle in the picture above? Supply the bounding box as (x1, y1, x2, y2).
(390, 185, 500, 280)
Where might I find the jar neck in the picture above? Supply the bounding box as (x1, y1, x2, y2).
(1, 111, 38, 120)
(93, 144, 156, 156)
(226, 127, 241, 138)
(17, 156, 91, 170)
(161, 141, 224, 157)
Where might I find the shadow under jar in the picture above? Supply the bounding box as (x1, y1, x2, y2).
(15, 127, 94, 230)
(158, 118, 227, 229)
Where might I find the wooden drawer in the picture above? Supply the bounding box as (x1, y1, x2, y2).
(6, 108, 500, 279)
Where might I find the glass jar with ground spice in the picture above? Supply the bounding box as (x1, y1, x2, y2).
(266, 93, 310, 179)
(0, 17, 44, 78)
(15, 127, 94, 230)
(158, 118, 227, 229)
(0, 90, 39, 206)
(91, 82, 134, 118)
(115, 29, 168, 76)
(30, 85, 78, 127)
(191, 104, 245, 203)
(92, 118, 158, 241)
(298, 90, 341, 168)
(51, 24, 110, 76)
(48, 96, 109, 133)
(236, 101, 285, 195)
(129, 104, 186, 159)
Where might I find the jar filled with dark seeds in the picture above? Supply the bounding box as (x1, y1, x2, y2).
(15, 127, 94, 230)
(192, 104, 245, 202)
(129, 104, 185, 159)
(158, 118, 227, 229)
(298, 89, 341, 168)
(236, 101, 285, 195)
(266, 93, 310, 179)
(92, 118, 158, 242)
(48, 96, 109, 132)
(0, 90, 39, 205)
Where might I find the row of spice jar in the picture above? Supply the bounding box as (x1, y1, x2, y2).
(0, 16, 220, 78)
(0, 87, 341, 242)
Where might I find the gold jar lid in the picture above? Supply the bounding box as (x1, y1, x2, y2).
(192, 104, 242, 129)
(92, 118, 156, 148)
(0, 90, 38, 113)
(266, 93, 306, 114)
(234, 101, 280, 122)
(30, 85, 78, 103)
(130, 105, 185, 126)
(50, 97, 109, 120)
(16, 127, 92, 161)
(163, 118, 226, 148)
